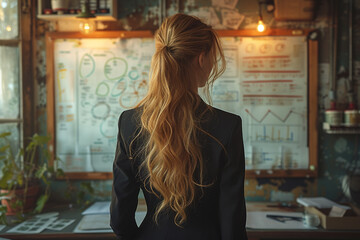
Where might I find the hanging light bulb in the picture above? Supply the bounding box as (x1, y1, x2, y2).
(6, 25, 12, 32)
(79, 20, 96, 34)
(257, 0, 266, 32)
(76, 0, 96, 34)
(257, 18, 266, 32)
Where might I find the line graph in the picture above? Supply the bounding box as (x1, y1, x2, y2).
(244, 109, 304, 123)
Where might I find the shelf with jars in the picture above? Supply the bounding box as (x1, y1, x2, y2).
(37, 0, 117, 21)
(323, 109, 360, 134)
(323, 122, 360, 134)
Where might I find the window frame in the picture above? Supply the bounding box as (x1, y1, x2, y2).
(0, 0, 34, 147)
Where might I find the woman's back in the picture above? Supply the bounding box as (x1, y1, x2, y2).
(112, 103, 247, 239)
(110, 13, 247, 240)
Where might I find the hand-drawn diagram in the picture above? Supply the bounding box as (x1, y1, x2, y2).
(56, 63, 74, 103)
(79, 53, 95, 78)
(104, 57, 127, 81)
(53, 35, 309, 173)
(54, 38, 154, 172)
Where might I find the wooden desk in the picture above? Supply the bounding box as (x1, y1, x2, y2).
(246, 202, 360, 240)
(1, 202, 359, 240)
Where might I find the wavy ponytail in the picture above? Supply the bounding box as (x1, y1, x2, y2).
(135, 13, 225, 226)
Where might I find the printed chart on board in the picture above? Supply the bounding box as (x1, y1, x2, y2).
(54, 38, 154, 172)
(212, 36, 309, 170)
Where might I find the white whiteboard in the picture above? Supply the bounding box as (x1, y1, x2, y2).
(54, 38, 154, 172)
(52, 35, 308, 173)
(211, 36, 308, 170)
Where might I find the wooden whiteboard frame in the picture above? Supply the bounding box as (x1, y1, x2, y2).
(46, 30, 318, 179)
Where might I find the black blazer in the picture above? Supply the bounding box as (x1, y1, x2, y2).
(110, 103, 247, 240)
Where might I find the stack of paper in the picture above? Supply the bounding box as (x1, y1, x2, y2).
(74, 201, 146, 233)
(296, 197, 350, 209)
(73, 201, 112, 233)
(81, 201, 110, 215)
(74, 214, 113, 233)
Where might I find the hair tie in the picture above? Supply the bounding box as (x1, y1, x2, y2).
(165, 45, 172, 54)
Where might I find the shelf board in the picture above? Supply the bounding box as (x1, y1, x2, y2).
(37, 14, 116, 21)
(323, 122, 360, 134)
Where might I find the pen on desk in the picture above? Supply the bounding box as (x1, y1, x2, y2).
(266, 202, 299, 209)
(266, 214, 303, 223)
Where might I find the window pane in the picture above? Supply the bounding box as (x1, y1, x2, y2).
(0, 122, 19, 148)
(0, 46, 19, 119)
(0, 123, 20, 178)
(0, 0, 18, 39)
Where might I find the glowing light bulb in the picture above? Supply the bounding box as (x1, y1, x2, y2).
(6, 25, 12, 32)
(257, 20, 266, 32)
(79, 20, 96, 34)
(84, 23, 90, 31)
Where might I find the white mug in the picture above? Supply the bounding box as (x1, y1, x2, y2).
(303, 214, 320, 227)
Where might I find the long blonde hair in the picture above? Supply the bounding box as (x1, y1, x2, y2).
(135, 13, 225, 226)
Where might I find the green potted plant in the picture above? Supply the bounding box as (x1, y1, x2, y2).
(0, 132, 63, 224)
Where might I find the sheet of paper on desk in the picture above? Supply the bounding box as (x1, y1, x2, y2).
(246, 211, 316, 229)
(46, 218, 76, 231)
(82, 201, 110, 215)
(7, 217, 57, 233)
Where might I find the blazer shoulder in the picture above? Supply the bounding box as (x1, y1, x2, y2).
(211, 106, 242, 127)
(119, 108, 140, 123)
(118, 108, 141, 140)
(201, 107, 242, 145)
